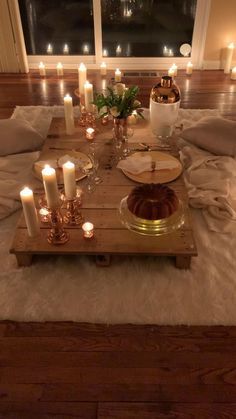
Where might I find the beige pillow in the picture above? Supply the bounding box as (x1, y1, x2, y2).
(0, 119, 44, 156)
(181, 117, 236, 157)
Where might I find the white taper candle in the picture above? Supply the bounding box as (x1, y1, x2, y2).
(62, 161, 77, 199)
(186, 62, 193, 75)
(78, 63, 87, 95)
(64, 94, 75, 135)
(39, 62, 46, 77)
(115, 69, 121, 82)
(20, 187, 40, 237)
(224, 43, 235, 74)
(57, 62, 64, 76)
(84, 81, 94, 112)
(42, 165, 60, 209)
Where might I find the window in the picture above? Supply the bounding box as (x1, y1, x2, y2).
(101, 0, 197, 58)
(17, 0, 211, 69)
(19, 0, 95, 55)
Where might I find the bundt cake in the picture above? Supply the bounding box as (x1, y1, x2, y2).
(127, 183, 179, 220)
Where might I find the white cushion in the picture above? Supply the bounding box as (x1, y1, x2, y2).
(181, 117, 236, 157)
(0, 119, 44, 156)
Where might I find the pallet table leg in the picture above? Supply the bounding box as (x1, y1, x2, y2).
(15, 254, 33, 267)
(175, 255, 191, 269)
(96, 254, 111, 267)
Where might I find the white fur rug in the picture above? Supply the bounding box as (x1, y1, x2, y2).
(1, 106, 236, 325)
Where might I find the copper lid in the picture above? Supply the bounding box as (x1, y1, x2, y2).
(150, 76, 180, 104)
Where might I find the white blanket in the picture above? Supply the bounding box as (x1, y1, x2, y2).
(180, 146, 236, 233)
(0, 151, 40, 220)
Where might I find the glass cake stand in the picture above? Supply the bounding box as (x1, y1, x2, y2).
(119, 196, 185, 236)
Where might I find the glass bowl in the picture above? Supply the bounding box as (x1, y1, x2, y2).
(119, 196, 185, 236)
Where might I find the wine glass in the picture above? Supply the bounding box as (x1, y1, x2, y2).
(88, 142, 102, 184)
(122, 126, 134, 157)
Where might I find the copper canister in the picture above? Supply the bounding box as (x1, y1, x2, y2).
(150, 76, 181, 138)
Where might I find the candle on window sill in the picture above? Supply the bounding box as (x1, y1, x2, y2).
(100, 62, 107, 76)
(103, 49, 108, 57)
(42, 165, 60, 209)
(86, 127, 95, 141)
(56, 62, 64, 77)
(64, 94, 75, 135)
(186, 61, 193, 75)
(163, 46, 168, 56)
(115, 68, 121, 82)
(63, 44, 69, 54)
(39, 62, 46, 77)
(231, 67, 236, 80)
(62, 161, 76, 199)
(224, 42, 235, 74)
(47, 43, 53, 54)
(78, 63, 87, 95)
(82, 222, 94, 239)
(84, 81, 94, 112)
(83, 44, 90, 54)
(116, 44, 122, 56)
(20, 187, 40, 237)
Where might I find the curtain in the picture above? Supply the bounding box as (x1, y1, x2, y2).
(0, 0, 28, 73)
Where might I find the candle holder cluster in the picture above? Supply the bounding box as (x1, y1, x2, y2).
(62, 188, 83, 226)
(39, 187, 84, 244)
(47, 205, 69, 245)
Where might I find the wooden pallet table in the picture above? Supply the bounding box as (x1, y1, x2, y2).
(10, 117, 197, 269)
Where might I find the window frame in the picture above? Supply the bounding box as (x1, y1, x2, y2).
(21, 0, 211, 70)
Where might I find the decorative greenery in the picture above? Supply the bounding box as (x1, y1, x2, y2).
(93, 84, 144, 119)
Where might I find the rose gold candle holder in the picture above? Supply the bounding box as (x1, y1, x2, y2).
(85, 111, 96, 130)
(47, 206, 69, 245)
(39, 207, 49, 223)
(82, 221, 94, 239)
(86, 127, 95, 141)
(64, 198, 83, 226)
(78, 104, 87, 127)
(101, 115, 109, 125)
(38, 195, 50, 223)
(62, 188, 83, 226)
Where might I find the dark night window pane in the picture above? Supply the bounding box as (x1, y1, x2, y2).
(19, 0, 95, 55)
(101, 0, 197, 57)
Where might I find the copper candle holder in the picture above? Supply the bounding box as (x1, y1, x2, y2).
(38, 195, 50, 223)
(47, 206, 69, 245)
(62, 188, 83, 226)
(79, 105, 87, 127)
(82, 221, 94, 239)
(86, 127, 95, 141)
(101, 114, 109, 125)
(85, 111, 96, 130)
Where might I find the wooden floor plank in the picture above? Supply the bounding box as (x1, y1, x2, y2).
(1, 382, 236, 404)
(97, 402, 236, 419)
(1, 365, 236, 385)
(0, 402, 97, 419)
(1, 350, 236, 368)
(2, 322, 236, 339)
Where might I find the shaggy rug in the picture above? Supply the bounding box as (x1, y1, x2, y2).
(0, 106, 236, 325)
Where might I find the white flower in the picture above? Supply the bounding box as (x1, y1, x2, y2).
(110, 106, 120, 117)
(133, 100, 141, 108)
(114, 83, 126, 96)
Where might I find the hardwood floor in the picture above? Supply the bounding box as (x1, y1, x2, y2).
(0, 69, 236, 119)
(0, 70, 236, 418)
